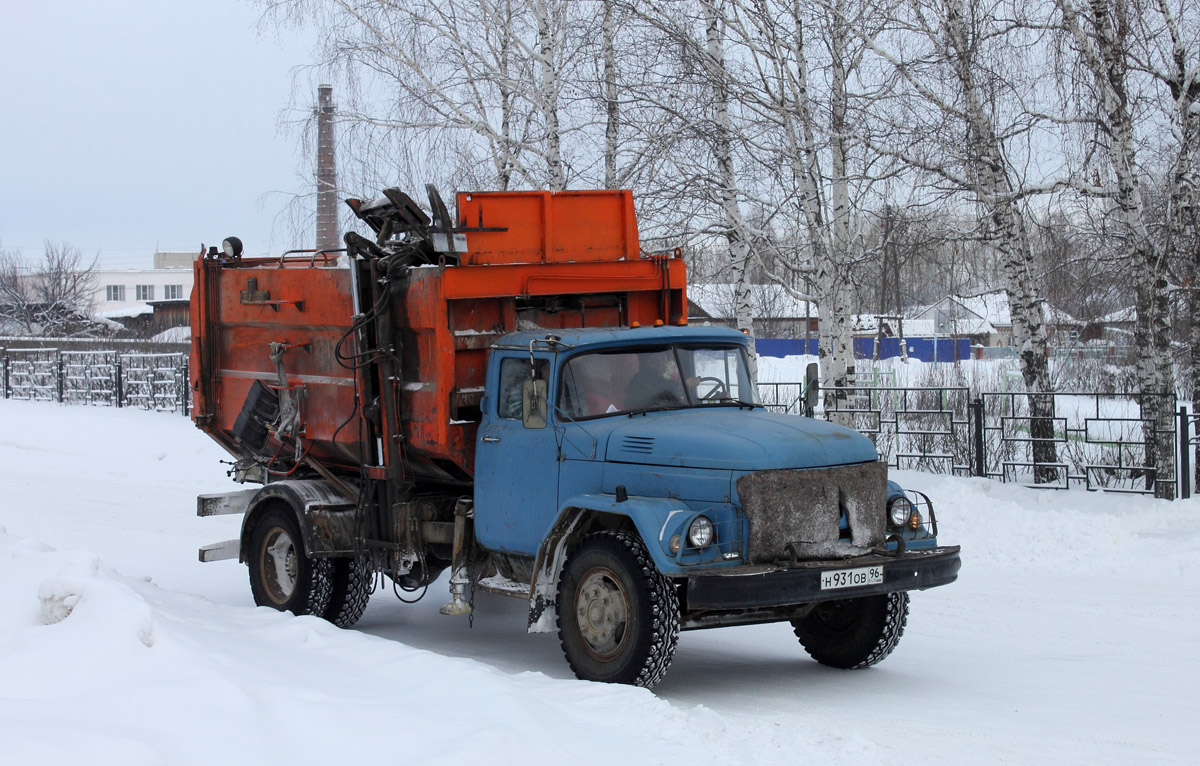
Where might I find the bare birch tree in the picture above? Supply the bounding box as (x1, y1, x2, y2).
(1053, 0, 1193, 496)
(0, 242, 99, 337)
(601, 0, 621, 188)
(609, 2, 761, 362)
(1149, 0, 1200, 487)
(267, 0, 584, 196)
(846, 0, 1061, 480)
(700, 1, 758, 362)
(714, 0, 902, 406)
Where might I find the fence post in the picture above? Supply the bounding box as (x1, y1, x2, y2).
(180, 360, 189, 420)
(115, 359, 124, 408)
(2, 356, 8, 399)
(1180, 405, 1191, 500)
(56, 355, 65, 403)
(971, 396, 985, 477)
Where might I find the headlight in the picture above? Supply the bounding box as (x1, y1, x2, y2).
(687, 516, 715, 548)
(887, 496, 916, 529)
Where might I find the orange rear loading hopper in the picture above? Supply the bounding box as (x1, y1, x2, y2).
(189, 189, 688, 484)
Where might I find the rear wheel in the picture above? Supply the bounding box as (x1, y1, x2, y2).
(556, 530, 680, 687)
(791, 592, 909, 669)
(324, 556, 372, 628)
(248, 505, 333, 617)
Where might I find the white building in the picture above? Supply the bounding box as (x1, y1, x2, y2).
(908, 290, 1079, 346)
(92, 251, 196, 320)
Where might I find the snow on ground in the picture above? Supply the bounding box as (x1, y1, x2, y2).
(1, 398, 1197, 765)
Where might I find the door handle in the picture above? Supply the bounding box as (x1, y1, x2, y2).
(482, 436, 501, 443)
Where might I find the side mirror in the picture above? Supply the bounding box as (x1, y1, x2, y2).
(522, 378, 548, 429)
(804, 362, 819, 417)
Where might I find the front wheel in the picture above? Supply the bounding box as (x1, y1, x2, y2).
(791, 591, 909, 669)
(556, 530, 680, 687)
(248, 504, 333, 617)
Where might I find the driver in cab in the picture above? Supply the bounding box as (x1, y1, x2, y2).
(625, 351, 698, 411)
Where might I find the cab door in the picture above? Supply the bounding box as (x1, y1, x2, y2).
(473, 354, 561, 556)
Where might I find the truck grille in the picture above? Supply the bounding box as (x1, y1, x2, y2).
(735, 462, 887, 564)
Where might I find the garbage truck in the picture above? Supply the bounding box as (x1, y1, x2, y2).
(190, 186, 960, 687)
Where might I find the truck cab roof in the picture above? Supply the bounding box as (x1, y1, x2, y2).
(493, 324, 750, 352)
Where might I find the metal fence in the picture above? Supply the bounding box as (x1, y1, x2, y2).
(762, 382, 1180, 498)
(1, 356, 1187, 497)
(977, 390, 1177, 495)
(3, 348, 189, 414)
(824, 385, 974, 476)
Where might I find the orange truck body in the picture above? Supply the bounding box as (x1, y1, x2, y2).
(189, 189, 687, 483)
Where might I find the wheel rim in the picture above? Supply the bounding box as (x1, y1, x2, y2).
(574, 566, 631, 660)
(260, 526, 299, 604)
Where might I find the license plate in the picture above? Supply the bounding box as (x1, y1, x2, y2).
(820, 565, 883, 591)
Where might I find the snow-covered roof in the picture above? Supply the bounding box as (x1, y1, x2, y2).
(852, 314, 880, 332)
(823, 314, 940, 337)
(91, 315, 126, 331)
(897, 318, 935, 337)
(97, 305, 154, 319)
(1098, 306, 1136, 324)
(688, 283, 817, 319)
(958, 292, 1011, 326)
(151, 326, 191, 343)
(908, 297, 996, 335)
(1043, 304, 1080, 325)
(911, 291, 1078, 331)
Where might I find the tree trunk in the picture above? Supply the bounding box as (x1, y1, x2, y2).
(1158, 0, 1200, 493)
(943, 0, 1058, 481)
(534, 0, 565, 191)
(1057, 0, 1176, 496)
(602, 0, 619, 189)
(702, 0, 758, 373)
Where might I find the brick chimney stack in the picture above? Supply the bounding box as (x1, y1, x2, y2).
(315, 84, 339, 253)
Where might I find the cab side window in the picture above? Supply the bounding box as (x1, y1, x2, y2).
(498, 358, 549, 419)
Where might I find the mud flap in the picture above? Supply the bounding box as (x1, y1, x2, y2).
(526, 512, 586, 633)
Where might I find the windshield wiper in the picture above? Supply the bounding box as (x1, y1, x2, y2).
(703, 398, 759, 409)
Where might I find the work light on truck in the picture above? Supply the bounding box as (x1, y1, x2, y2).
(222, 236, 243, 259)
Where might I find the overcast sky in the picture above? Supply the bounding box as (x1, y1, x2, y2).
(0, 0, 322, 268)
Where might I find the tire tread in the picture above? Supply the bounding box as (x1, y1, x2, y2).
(556, 530, 680, 687)
(324, 557, 372, 628)
(792, 591, 909, 669)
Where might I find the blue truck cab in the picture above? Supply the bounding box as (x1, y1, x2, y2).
(470, 325, 960, 686)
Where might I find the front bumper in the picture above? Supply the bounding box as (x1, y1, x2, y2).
(685, 545, 961, 611)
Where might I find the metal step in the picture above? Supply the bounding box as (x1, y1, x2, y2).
(198, 539, 239, 563)
(474, 575, 530, 598)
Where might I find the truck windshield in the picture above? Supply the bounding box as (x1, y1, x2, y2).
(557, 345, 761, 419)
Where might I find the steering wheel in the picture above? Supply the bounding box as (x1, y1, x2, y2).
(695, 376, 728, 401)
